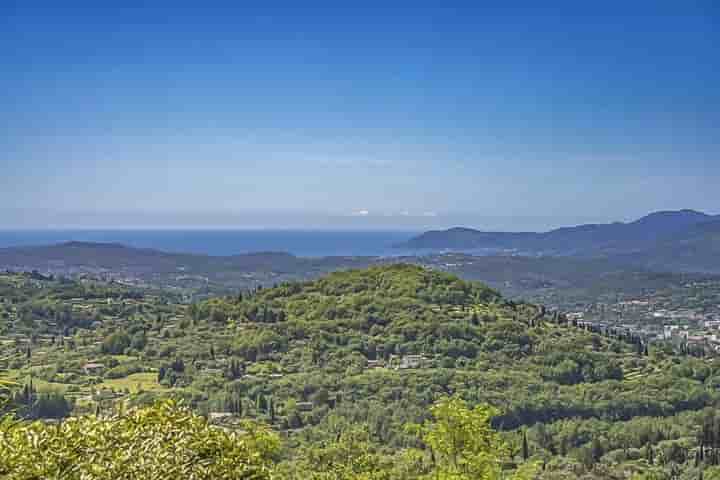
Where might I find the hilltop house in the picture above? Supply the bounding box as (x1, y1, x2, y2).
(389, 354, 426, 370)
(83, 362, 105, 375)
(366, 359, 385, 369)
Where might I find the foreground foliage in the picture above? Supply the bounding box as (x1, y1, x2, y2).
(0, 401, 279, 480)
(420, 397, 513, 479)
(0, 397, 535, 480)
(414, 397, 538, 480)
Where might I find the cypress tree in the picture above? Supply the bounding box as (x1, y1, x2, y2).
(268, 397, 275, 423)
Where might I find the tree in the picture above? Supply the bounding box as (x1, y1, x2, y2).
(211, 309, 225, 324)
(130, 331, 147, 351)
(268, 396, 275, 423)
(590, 437, 604, 464)
(286, 424, 395, 480)
(0, 377, 16, 414)
(33, 392, 72, 419)
(169, 358, 185, 373)
(101, 330, 131, 355)
(416, 396, 538, 480)
(0, 401, 279, 479)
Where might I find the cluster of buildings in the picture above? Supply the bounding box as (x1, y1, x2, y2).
(567, 291, 720, 354)
(365, 354, 427, 371)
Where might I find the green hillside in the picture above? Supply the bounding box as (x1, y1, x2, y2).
(3, 265, 720, 478)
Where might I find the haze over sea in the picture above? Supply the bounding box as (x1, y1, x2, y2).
(0, 230, 420, 258)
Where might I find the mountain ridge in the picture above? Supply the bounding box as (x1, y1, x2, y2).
(398, 209, 720, 271)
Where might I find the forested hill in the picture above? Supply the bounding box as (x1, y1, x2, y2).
(194, 264, 521, 364)
(186, 264, 720, 477)
(0, 241, 322, 272)
(0, 241, 378, 292)
(617, 219, 720, 273)
(198, 263, 503, 323)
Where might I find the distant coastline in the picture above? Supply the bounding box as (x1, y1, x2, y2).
(0, 229, 421, 258)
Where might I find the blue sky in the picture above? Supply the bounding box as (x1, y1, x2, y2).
(2, 2, 718, 230)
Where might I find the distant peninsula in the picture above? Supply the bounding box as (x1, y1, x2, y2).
(398, 209, 720, 272)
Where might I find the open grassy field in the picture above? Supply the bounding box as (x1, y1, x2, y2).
(98, 372, 166, 393)
(0, 371, 71, 394)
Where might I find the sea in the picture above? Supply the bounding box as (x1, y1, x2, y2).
(0, 230, 423, 258)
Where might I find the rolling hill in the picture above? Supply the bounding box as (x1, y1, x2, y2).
(619, 218, 720, 273)
(0, 240, 714, 302)
(0, 241, 377, 293)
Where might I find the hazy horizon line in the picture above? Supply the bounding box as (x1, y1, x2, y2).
(0, 206, 716, 234)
